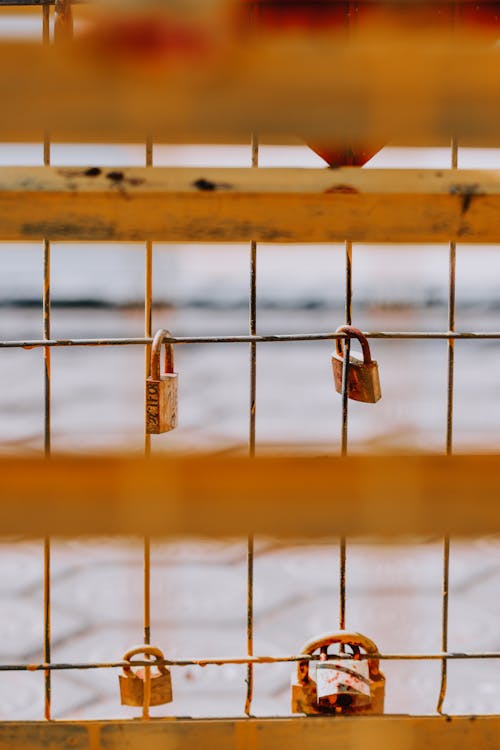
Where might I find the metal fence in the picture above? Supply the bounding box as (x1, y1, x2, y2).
(1, 1, 500, 746)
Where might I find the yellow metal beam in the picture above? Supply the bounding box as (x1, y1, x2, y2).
(0, 167, 498, 243)
(0, 716, 498, 750)
(1, 453, 500, 538)
(0, 31, 498, 144)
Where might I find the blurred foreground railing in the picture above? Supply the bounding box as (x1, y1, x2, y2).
(1, 453, 499, 538)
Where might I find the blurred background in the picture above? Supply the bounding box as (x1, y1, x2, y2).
(1, 2, 500, 723)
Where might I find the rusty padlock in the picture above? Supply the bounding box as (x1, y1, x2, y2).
(291, 631, 385, 715)
(119, 645, 173, 707)
(146, 329, 178, 434)
(332, 325, 381, 403)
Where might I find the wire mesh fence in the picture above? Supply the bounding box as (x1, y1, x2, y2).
(1, 0, 500, 734)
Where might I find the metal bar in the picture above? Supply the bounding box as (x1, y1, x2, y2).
(437, 134, 459, 715)
(0, 35, 499, 145)
(245, 132, 259, 717)
(6, 331, 500, 349)
(4, 716, 500, 750)
(143, 135, 153, 655)
(339, 240, 352, 631)
(1, 166, 500, 244)
(7, 649, 500, 672)
(0, 1, 82, 5)
(4, 453, 500, 538)
(141, 135, 154, 720)
(42, 1, 51, 722)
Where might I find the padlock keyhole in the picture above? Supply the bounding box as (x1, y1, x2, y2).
(335, 693, 354, 709)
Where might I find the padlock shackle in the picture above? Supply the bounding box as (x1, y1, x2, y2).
(122, 644, 169, 677)
(150, 329, 175, 381)
(335, 326, 372, 365)
(297, 631, 381, 685)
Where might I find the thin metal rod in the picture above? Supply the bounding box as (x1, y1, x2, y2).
(0, 1, 80, 5)
(5, 330, 500, 349)
(142, 139, 153, 722)
(246, 132, 259, 718)
(5, 650, 500, 672)
(42, 1, 51, 722)
(437, 134, 458, 715)
(143, 134, 153, 651)
(339, 240, 352, 631)
(341, 239, 353, 456)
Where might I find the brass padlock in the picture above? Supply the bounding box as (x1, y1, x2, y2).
(332, 325, 381, 403)
(291, 631, 385, 715)
(119, 645, 173, 707)
(146, 329, 178, 434)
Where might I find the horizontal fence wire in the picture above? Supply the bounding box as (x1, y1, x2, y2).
(3, 652, 500, 672)
(2, 331, 500, 348)
(0, 1, 83, 5)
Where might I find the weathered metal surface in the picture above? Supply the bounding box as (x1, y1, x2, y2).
(0, 167, 499, 243)
(332, 326, 381, 403)
(146, 329, 178, 434)
(291, 632, 385, 716)
(119, 646, 173, 708)
(0, 717, 499, 750)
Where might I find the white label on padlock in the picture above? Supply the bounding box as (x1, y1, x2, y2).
(316, 658, 371, 699)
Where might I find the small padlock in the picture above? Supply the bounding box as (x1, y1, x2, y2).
(119, 645, 173, 707)
(146, 329, 178, 434)
(291, 631, 385, 716)
(332, 325, 381, 403)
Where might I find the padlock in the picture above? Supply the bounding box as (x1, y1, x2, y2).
(332, 325, 381, 403)
(291, 631, 385, 715)
(146, 328, 178, 434)
(119, 645, 173, 707)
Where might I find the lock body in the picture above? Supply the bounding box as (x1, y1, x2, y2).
(292, 673, 385, 715)
(146, 373, 178, 434)
(316, 658, 371, 710)
(119, 667, 173, 707)
(291, 631, 385, 716)
(332, 351, 381, 403)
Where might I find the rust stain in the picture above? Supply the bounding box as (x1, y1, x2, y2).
(22, 221, 116, 240)
(84, 167, 101, 177)
(105, 171, 145, 196)
(106, 171, 125, 183)
(192, 178, 233, 192)
(325, 185, 359, 194)
(449, 183, 482, 215)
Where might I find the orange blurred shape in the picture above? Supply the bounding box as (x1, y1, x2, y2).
(83, 14, 213, 63)
(305, 143, 383, 169)
(240, 0, 500, 33)
(239, 1, 385, 166)
(239, 0, 500, 166)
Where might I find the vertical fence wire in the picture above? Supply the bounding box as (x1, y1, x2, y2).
(437, 134, 458, 715)
(245, 132, 259, 716)
(338, 0, 353, 633)
(144, 135, 153, 651)
(142, 135, 154, 719)
(339, 240, 352, 631)
(42, 1, 51, 721)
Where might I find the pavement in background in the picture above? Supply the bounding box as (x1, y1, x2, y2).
(2, 536, 500, 719)
(1, 306, 500, 719)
